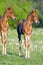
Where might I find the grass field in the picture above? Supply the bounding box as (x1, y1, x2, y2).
(0, 28, 43, 65)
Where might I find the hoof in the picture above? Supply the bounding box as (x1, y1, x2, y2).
(2, 52, 7, 55)
(25, 55, 30, 59)
(2, 52, 5, 55)
(5, 52, 7, 55)
(28, 55, 30, 58)
(19, 53, 21, 56)
(25, 56, 28, 59)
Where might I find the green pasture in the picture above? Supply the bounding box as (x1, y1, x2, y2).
(0, 28, 43, 65)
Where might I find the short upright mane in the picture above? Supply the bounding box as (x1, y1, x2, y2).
(27, 10, 36, 20)
(27, 11, 32, 20)
(3, 7, 13, 15)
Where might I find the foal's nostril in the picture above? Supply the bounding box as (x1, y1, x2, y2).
(35, 20, 40, 24)
(13, 17, 17, 21)
(15, 17, 17, 20)
(14, 17, 17, 20)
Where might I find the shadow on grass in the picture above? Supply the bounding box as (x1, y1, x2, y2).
(7, 52, 13, 55)
(14, 53, 25, 58)
(7, 52, 25, 58)
(0, 52, 2, 55)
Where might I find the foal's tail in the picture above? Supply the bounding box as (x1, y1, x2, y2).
(17, 24, 21, 41)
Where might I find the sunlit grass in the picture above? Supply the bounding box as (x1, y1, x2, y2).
(0, 28, 43, 65)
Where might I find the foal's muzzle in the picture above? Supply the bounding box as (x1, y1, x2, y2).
(35, 20, 40, 24)
(13, 17, 17, 21)
(37, 21, 40, 24)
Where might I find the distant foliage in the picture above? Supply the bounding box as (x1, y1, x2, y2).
(0, 0, 43, 28)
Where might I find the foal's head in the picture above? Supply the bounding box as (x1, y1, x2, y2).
(31, 10, 40, 24)
(6, 7, 17, 20)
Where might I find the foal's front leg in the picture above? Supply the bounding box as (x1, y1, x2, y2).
(1, 30, 8, 55)
(24, 35, 30, 58)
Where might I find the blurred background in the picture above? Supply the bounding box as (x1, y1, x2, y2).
(0, 0, 43, 28)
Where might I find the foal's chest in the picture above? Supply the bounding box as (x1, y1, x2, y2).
(24, 23, 32, 33)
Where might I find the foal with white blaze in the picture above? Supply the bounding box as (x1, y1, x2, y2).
(0, 7, 17, 55)
(17, 10, 40, 58)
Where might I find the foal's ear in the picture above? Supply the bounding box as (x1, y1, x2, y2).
(32, 9, 36, 13)
(7, 7, 12, 10)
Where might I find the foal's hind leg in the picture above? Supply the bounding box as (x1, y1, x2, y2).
(18, 34, 22, 56)
(1, 30, 8, 55)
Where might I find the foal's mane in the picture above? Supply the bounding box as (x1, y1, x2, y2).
(3, 7, 13, 15)
(27, 10, 36, 20)
(27, 11, 32, 20)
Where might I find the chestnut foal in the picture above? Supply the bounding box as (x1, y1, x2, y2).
(17, 10, 40, 58)
(0, 7, 17, 55)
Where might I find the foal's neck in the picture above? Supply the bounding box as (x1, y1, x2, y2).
(27, 15, 33, 26)
(2, 11, 8, 22)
